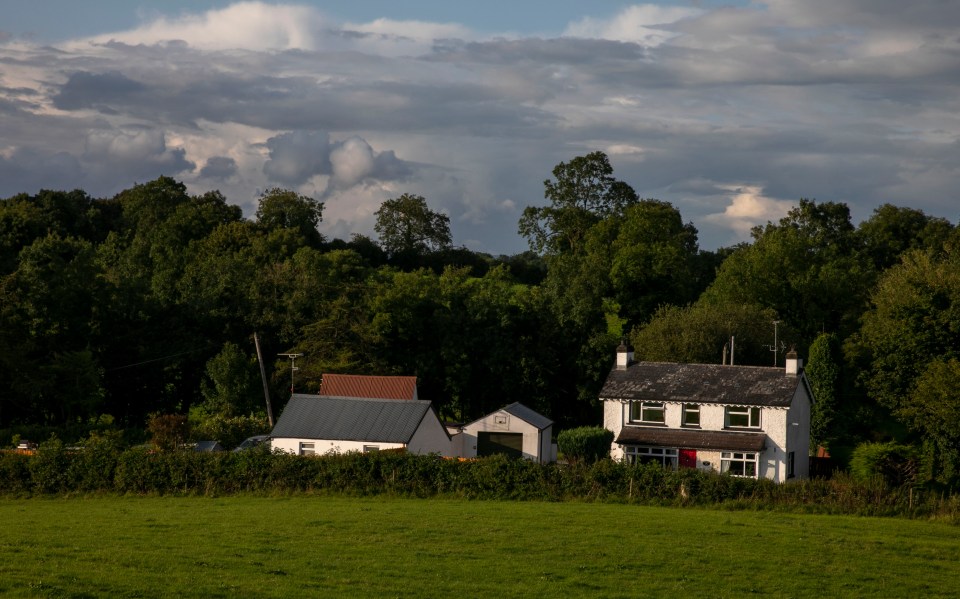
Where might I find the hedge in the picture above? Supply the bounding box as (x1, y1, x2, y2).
(1, 439, 958, 520)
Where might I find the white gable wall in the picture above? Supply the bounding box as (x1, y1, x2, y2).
(407, 411, 453, 455)
(462, 410, 552, 463)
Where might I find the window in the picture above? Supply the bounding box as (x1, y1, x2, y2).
(625, 446, 678, 469)
(725, 406, 761, 429)
(630, 401, 665, 424)
(721, 452, 758, 478)
(299, 442, 315, 456)
(363, 445, 380, 453)
(682, 404, 700, 427)
(787, 451, 795, 479)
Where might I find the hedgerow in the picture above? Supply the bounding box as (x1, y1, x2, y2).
(1, 438, 957, 521)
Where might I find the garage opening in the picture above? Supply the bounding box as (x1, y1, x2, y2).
(477, 432, 523, 458)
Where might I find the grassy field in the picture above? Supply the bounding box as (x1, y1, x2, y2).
(1, 497, 958, 598)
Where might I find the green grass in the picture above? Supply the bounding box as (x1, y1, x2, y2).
(1, 497, 958, 598)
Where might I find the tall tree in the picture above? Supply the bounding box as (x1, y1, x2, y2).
(806, 332, 841, 451)
(374, 194, 452, 261)
(518, 151, 637, 256)
(255, 188, 324, 247)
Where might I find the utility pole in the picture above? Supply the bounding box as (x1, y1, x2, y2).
(278, 353, 304, 395)
(253, 333, 274, 427)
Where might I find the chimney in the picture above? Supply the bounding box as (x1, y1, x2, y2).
(785, 348, 802, 375)
(616, 340, 634, 370)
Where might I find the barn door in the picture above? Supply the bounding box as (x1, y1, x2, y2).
(477, 432, 523, 458)
(679, 448, 697, 469)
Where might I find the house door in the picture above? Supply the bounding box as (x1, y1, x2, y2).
(477, 432, 523, 458)
(679, 448, 697, 469)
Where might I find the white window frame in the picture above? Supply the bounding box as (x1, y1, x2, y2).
(299, 442, 315, 456)
(624, 446, 678, 469)
(721, 452, 758, 478)
(629, 401, 665, 425)
(725, 406, 761, 429)
(682, 404, 701, 427)
(363, 445, 380, 453)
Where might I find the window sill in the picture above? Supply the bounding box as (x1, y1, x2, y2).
(724, 426, 762, 432)
(626, 422, 668, 427)
(681, 424, 702, 429)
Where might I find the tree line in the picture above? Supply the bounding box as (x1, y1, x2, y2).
(1, 152, 958, 484)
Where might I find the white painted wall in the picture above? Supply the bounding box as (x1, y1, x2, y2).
(407, 412, 453, 456)
(461, 410, 553, 463)
(271, 437, 405, 455)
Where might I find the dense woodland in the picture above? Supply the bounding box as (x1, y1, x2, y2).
(2, 151, 958, 484)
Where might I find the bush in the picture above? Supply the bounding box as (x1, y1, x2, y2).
(557, 426, 614, 464)
(849, 441, 919, 486)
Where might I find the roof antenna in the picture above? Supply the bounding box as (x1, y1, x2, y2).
(765, 320, 785, 366)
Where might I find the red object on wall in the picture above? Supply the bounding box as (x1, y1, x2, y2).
(679, 448, 697, 468)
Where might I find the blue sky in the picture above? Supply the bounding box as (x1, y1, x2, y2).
(2, 1, 958, 253)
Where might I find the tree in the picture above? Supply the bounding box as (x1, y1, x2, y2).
(518, 151, 637, 256)
(255, 188, 324, 246)
(806, 332, 840, 450)
(198, 342, 263, 417)
(856, 247, 960, 482)
(856, 204, 954, 271)
(374, 194, 452, 260)
(702, 199, 871, 343)
(630, 301, 789, 366)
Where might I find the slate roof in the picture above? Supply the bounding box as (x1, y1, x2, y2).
(615, 427, 767, 452)
(600, 362, 804, 407)
(271, 394, 433, 443)
(502, 402, 553, 430)
(319, 374, 418, 400)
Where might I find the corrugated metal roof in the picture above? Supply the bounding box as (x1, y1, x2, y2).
(600, 362, 802, 407)
(319, 374, 418, 400)
(502, 402, 553, 430)
(615, 427, 767, 452)
(271, 394, 432, 443)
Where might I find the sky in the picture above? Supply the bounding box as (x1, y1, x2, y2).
(2, 1, 959, 254)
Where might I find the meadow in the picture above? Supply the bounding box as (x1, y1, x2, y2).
(1, 496, 958, 598)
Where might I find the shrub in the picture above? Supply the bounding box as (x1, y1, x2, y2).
(849, 441, 919, 486)
(557, 426, 614, 464)
(147, 413, 190, 452)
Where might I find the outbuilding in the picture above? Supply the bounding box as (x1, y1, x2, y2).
(458, 402, 555, 463)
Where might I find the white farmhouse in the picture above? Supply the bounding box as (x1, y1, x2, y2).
(601, 344, 813, 481)
(270, 394, 451, 456)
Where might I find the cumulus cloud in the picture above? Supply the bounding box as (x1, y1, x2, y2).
(263, 130, 412, 190)
(199, 156, 238, 180)
(2, 1, 959, 251)
(702, 185, 794, 239)
(81, 2, 326, 51)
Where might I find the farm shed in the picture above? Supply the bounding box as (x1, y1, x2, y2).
(458, 402, 555, 463)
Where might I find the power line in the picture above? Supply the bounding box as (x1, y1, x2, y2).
(106, 344, 216, 372)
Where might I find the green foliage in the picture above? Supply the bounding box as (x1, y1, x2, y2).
(557, 426, 614, 464)
(374, 193, 452, 261)
(188, 410, 270, 450)
(255, 188, 324, 246)
(849, 442, 919, 486)
(631, 301, 788, 366)
(199, 342, 262, 417)
(147, 414, 190, 452)
(806, 332, 841, 449)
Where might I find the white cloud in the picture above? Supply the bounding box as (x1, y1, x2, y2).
(329, 136, 376, 187)
(80, 2, 326, 51)
(702, 185, 794, 239)
(564, 5, 701, 46)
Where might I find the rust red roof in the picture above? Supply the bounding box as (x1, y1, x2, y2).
(319, 374, 418, 400)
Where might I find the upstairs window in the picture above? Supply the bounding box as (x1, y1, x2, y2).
(725, 406, 761, 429)
(682, 404, 700, 427)
(630, 401, 665, 424)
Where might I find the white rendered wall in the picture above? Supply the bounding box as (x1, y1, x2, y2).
(407, 412, 454, 456)
(462, 410, 548, 462)
(271, 437, 405, 455)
